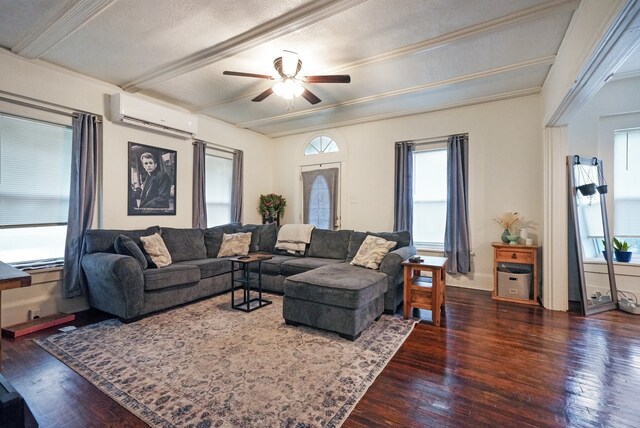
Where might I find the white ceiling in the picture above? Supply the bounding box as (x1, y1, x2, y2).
(0, 0, 587, 137)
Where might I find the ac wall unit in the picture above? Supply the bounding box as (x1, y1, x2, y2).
(110, 93, 198, 138)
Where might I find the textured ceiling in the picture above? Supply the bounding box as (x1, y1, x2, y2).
(0, 0, 610, 137)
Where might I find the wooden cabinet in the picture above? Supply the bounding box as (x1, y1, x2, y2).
(492, 243, 541, 306)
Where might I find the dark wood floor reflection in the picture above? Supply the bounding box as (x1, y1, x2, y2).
(3, 287, 639, 427)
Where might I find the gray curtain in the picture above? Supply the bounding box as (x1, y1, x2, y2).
(393, 141, 414, 235)
(302, 168, 339, 229)
(444, 134, 470, 274)
(63, 113, 98, 298)
(231, 150, 243, 223)
(192, 140, 207, 228)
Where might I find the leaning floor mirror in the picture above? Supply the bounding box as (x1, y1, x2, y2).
(567, 155, 618, 315)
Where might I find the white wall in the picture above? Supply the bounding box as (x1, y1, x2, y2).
(0, 50, 274, 327)
(273, 95, 544, 291)
(568, 75, 640, 296)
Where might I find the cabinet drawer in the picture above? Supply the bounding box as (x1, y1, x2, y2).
(496, 249, 533, 263)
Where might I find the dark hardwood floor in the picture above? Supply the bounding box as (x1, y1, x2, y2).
(2, 287, 639, 427)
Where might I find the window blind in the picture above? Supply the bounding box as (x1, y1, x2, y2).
(0, 113, 72, 227)
(614, 129, 640, 237)
(205, 153, 232, 227)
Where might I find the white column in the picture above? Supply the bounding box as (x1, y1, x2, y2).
(542, 126, 569, 311)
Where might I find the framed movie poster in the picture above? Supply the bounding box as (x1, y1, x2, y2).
(128, 142, 176, 215)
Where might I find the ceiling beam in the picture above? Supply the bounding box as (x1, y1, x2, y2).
(260, 88, 542, 138)
(121, 0, 367, 92)
(12, 0, 117, 59)
(234, 55, 555, 129)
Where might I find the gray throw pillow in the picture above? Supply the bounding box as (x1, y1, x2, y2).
(308, 229, 353, 260)
(114, 234, 148, 269)
(161, 228, 207, 262)
(238, 225, 261, 253)
(257, 223, 277, 253)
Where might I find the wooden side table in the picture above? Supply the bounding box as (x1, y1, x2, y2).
(402, 256, 448, 326)
(0, 262, 31, 370)
(492, 242, 541, 306)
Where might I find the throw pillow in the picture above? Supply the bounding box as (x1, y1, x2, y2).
(114, 234, 148, 269)
(217, 232, 251, 257)
(238, 225, 260, 253)
(140, 233, 172, 268)
(350, 235, 396, 270)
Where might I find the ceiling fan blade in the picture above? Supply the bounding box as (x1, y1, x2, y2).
(223, 71, 273, 80)
(304, 75, 351, 84)
(251, 88, 273, 102)
(301, 89, 321, 105)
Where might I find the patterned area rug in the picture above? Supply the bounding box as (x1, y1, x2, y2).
(35, 293, 416, 427)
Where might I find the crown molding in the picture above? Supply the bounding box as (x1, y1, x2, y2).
(256, 88, 541, 138)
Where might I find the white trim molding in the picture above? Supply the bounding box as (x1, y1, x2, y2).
(543, 126, 569, 311)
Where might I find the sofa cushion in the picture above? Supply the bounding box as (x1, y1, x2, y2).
(284, 263, 388, 309)
(160, 228, 207, 262)
(367, 230, 411, 249)
(204, 222, 241, 258)
(143, 264, 200, 291)
(217, 232, 251, 257)
(249, 255, 299, 275)
(280, 257, 344, 276)
(257, 223, 278, 253)
(84, 226, 160, 254)
(140, 233, 172, 268)
(237, 225, 260, 253)
(307, 229, 352, 260)
(174, 258, 235, 279)
(350, 235, 396, 270)
(114, 234, 148, 269)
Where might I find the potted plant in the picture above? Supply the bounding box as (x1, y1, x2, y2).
(612, 237, 633, 263)
(258, 193, 286, 225)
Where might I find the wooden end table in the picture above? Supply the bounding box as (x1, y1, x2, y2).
(402, 257, 447, 326)
(0, 262, 31, 370)
(230, 254, 272, 312)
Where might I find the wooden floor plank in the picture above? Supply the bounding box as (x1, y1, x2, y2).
(2, 287, 639, 427)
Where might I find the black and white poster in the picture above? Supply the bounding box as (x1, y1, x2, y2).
(128, 142, 176, 215)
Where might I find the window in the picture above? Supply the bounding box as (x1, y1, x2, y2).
(613, 129, 640, 250)
(305, 136, 339, 155)
(0, 113, 72, 264)
(301, 165, 340, 230)
(205, 153, 233, 227)
(412, 145, 447, 248)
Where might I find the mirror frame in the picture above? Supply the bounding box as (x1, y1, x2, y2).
(567, 155, 618, 315)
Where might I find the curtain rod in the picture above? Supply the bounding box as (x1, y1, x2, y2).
(0, 91, 102, 122)
(193, 140, 237, 155)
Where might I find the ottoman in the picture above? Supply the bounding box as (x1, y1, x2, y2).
(283, 263, 388, 340)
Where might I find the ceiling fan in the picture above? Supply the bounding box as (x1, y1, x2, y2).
(223, 50, 350, 105)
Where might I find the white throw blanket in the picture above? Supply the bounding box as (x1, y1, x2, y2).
(275, 224, 315, 254)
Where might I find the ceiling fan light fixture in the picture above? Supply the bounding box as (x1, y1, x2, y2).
(273, 78, 304, 99)
(282, 50, 298, 77)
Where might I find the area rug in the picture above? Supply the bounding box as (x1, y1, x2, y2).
(35, 293, 416, 427)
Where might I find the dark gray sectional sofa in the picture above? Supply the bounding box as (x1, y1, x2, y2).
(80, 223, 416, 337)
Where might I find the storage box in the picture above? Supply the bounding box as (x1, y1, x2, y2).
(497, 269, 531, 300)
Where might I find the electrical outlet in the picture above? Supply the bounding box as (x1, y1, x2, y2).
(28, 308, 40, 320)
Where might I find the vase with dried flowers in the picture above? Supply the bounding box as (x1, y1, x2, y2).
(493, 212, 521, 243)
(258, 193, 286, 225)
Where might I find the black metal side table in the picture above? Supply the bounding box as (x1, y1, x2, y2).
(230, 254, 272, 312)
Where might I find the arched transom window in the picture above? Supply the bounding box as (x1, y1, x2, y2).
(305, 135, 339, 155)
